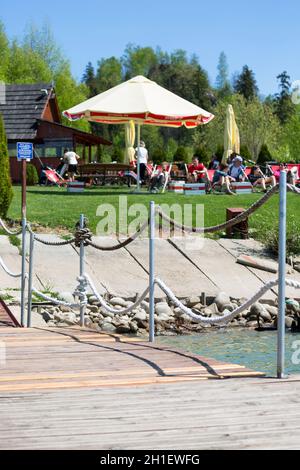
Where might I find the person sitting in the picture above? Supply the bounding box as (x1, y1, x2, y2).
(187, 157, 209, 183)
(228, 156, 246, 182)
(249, 166, 276, 192)
(212, 164, 236, 194)
(149, 162, 169, 193)
(208, 154, 220, 170)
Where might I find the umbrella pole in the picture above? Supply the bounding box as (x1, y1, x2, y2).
(136, 123, 141, 192)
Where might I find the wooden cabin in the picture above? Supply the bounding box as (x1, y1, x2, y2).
(0, 83, 111, 182)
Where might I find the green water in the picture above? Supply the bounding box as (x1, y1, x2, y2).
(157, 329, 300, 377)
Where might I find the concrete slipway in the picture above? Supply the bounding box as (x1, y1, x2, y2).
(1, 234, 300, 303)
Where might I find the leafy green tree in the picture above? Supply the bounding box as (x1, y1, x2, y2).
(257, 144, 273, 164)
(0, 113, 13, 218)
(0, 22, 9, 81)
(234, 65, 258, 101)
(122, 44, 157, 78)
(274, 71, 295, 124)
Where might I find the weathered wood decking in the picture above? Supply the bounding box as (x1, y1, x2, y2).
(0, 326, 263, 392)
(1, 326, 300, 449)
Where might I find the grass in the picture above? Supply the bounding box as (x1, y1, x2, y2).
(6, 185, 300, 252)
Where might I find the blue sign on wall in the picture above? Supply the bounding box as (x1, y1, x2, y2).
(17, 142, 33, 161)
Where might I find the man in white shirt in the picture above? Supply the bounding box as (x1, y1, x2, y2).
(135, 141, 148, 183)
(64, 148, 80, 182)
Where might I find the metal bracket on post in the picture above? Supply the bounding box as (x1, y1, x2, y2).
(149, 201, 155, 342)
(277, 171, 287, 379)
(20, 217, 27, 327)
(27, 231, 35, 328)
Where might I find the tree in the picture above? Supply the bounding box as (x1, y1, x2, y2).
(0, 22, 9, 81)
(82, 62, 97, 97)
(234, 65, 258, 101)
(122, 44, 157, 78)
(216, 52, 231, 97)
(274, 71, 295, 124)
(0, 113, 13, 218)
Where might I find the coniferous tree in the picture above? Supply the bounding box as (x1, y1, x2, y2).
(0, 113, 13, 218)
(274, 71, 295, 124)
(234, 65, 258, 101)
(216, 52, 231, 97)
(82, 62, 97, 97)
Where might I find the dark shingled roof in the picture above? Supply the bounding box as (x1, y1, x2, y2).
(0, 83, 53, 140)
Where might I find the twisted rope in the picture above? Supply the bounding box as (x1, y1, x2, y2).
(26, 223, 76, 246)
(85, 219, 150, 251)
(0, 218, 22, 236)
(74, 227, 92, 247)
(157, 184, 279, 234)
(31, 287, 85, 308)
(84, 272, 150, 314)
(0, 255, 23, 278)
(155, 277, 300, 325)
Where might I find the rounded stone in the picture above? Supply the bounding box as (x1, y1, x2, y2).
(214, 292, 231, 312)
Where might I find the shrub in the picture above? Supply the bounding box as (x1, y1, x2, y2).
(152, 148, 167, 164)
(257, 144, 272, 165)
(193, 145, 209, 166)
(173, 146, 191, 163)
(257, 217, 300, 258)
(26, 164, 39, 185)
(0, 114, 13, 218)
(111, 146, 124, 163)
(240, 145, 252, 162)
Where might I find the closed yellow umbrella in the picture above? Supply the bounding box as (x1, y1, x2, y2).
(124, 120, 135, 164)
(222, 104, 240, 163)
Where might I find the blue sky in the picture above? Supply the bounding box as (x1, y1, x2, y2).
(1, 0, 299, 95)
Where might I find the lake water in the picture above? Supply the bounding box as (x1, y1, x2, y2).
(157, 329, 300, 376)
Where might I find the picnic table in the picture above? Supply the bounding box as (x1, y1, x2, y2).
(77, 163, 131, 186)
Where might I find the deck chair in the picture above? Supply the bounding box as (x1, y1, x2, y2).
(44, 168, 67, 187)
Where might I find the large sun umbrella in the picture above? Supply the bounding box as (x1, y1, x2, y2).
(63, 75, 214, 190)
(222, 104, 240, 164)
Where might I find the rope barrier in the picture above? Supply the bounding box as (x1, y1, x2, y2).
(0, 255, 23, 278)
(85, 219, 150, 251)
(157, 183, 300, 235)
(26, 224, 76, 246)
(31, 286, 85, 308)
(0, 218, 22, 236)
(155, 277, 300, 325)
(84, 272, 150, 314)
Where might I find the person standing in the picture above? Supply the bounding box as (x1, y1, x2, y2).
(64, 148, 80, 182)
(135, 141, 148, 184)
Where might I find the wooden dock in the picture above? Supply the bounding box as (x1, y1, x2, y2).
(1, 325, 300, 449)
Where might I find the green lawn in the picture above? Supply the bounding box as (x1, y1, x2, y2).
(6, 185, 300, 254)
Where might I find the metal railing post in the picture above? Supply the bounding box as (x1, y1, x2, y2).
(79, 214, 86, 327)
(20, 217, 27, 327)
(149, 201, 155, 342)
(277, 171, 287, 379)
(27, 232, 35, 328)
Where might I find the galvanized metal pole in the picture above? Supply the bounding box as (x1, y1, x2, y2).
(149, 201, 155, 342)
(277, 170, 287, 379)
(20, 159, 27, 327)
(27, 232, 35, 328)
(20, 217, 27, 327)
(79, 214, 86, 327)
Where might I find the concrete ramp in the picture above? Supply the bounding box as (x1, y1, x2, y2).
(170, 236, 270, 299)
(0, 236, 21, 291)
(125, 238, 218, 297)
(218, 238, 300, 299)
(81, 237, 148, 297)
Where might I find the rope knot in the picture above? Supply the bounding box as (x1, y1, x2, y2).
(74, 220, 92, 247)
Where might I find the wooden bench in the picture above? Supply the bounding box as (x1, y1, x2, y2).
(77, 163, 132, 186)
